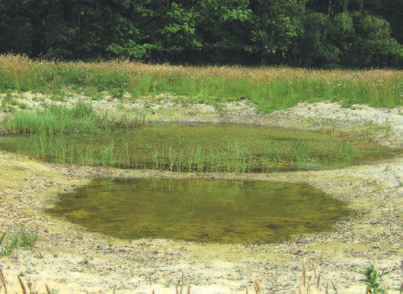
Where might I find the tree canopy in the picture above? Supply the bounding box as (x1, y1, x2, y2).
(1, 0, 402, 68)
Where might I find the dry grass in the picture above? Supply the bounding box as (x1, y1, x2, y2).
(0, 257, 400, 293)
(1, 54, 401, 81)
(1, 54, 403, 113)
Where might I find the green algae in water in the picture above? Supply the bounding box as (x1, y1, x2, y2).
(1, 123, 401, 173)
(46, 178, 354, 244)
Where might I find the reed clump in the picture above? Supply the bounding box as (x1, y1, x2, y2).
(1, 133, 386, 173)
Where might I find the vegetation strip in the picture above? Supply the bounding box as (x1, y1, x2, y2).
(1, 100, 401, 173)
(1, 55, 403, 115)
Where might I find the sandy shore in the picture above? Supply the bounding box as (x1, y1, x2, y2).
(0, 93, 402, 293)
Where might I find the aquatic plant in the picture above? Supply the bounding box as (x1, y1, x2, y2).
(1, 121, 400, 174)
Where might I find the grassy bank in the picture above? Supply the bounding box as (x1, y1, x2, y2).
(1, 54, 403, 113)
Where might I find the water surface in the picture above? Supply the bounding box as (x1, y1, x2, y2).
(46, 178, 354, 244)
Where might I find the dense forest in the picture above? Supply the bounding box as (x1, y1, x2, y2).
(1, 0, 402, 68)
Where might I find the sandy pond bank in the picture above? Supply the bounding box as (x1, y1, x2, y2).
(0, 93, 402, 293)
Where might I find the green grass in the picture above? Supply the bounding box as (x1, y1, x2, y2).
(1, 100, 149, 136)
(1, 118, 401, 173)
(1, 54, 403, 114)
(359, 262, 397, 294)
(0, 225, 38, 257)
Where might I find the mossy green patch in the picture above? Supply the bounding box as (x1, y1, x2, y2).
(45, 178, 354, 244)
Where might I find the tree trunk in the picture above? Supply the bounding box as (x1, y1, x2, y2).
(324, 0, 332, 40)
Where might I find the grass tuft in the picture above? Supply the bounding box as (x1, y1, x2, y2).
(2, 101, 149, 137)
(0, 225, 38, 257)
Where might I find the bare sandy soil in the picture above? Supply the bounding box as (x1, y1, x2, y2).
(0, 93, 402, 294)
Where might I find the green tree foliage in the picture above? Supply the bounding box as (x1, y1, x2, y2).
(194, 0, 253, 64)
(296, 0, 403, 67)
(156, 2, 202, 62)
(0, 0, 402, 67)
(295, 12, 341, 67)
(348, 13, 402, 67)
(249, 0, 307, 64)
(364, 0, 403, 45)
(45, 0, 142, 60)
(0, 0, 49, 56)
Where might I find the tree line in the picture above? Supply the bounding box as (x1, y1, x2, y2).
(1, 0, 402, 68)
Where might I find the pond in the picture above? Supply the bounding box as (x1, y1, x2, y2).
(0, 123, 400, 173)
(46, 178, 354, 244)
(1, 112, 398, 244)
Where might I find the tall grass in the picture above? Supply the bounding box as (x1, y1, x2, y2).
(2, 100, 96, 135)
(1, 101, 149, 136)
(3, 136, 362, 173)
(1, 54, 403, 113)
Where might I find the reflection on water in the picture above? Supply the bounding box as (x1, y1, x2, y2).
(46, 178, 354, 244)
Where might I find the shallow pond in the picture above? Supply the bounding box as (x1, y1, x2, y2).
(46, 178, 354, 244)
(0, 123, 401, 173)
